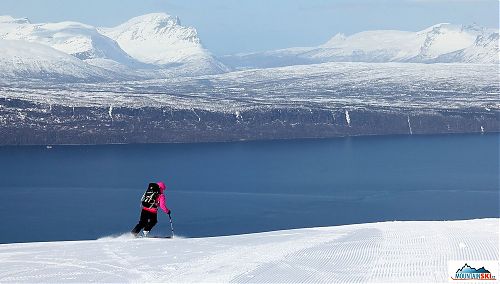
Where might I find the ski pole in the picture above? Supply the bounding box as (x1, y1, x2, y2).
(168, 212, 175, 238)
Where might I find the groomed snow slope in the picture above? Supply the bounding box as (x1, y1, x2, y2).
(0, 219, 497, 283)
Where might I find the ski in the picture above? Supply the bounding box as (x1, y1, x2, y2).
(135, 235, 173, 239)
(151, 236, 173, 239)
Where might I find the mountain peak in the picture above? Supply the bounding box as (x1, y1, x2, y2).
(416, 23, 453, 35)
(100, 13, 227, 73)
(322, 33, 346, 46)
(104, 12, 199, 45)
(0, 15, 31, 24)
(102, 13, 204, 65)
(224, 22, 498, 69)
(123, 13, 181, 28)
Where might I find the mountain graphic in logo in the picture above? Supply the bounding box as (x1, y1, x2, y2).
(456, 264, 491, 274)
(452, 263, 496, 281)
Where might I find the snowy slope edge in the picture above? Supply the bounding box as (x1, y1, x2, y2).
(0, 218, 497, 283)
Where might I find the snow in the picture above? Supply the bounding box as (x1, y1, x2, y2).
(223, 23, 499, 69)
(0, 39, 111, 80)
(100, 13, 228, 74)
(345, 110, 351, 127)
(436, 33, 500, 64)
(321, 30, 423, 60)
(417, 23, 479, 59)
(0, 15, 30, 24)
(0, 15, 497, 80)
(408, 115, 413, 135)
(0, 219, 497, 282)
(100, 13, 200, 64)
(1, 15, 497, 82)
(0, 62, 497, 113)
(0, 14, 227, 77)
(0, 18, 137, 67)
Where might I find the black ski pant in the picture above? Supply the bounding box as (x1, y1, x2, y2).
(131, 209, 158, 234)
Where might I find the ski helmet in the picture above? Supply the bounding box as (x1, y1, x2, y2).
(157, 181, 166, 191)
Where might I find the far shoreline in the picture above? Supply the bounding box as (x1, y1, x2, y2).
(0, 131, 498, 148)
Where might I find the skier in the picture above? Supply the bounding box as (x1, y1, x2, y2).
(131, 181, 171, 237)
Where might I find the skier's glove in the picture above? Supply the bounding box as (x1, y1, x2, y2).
(167, 210, 172, 216)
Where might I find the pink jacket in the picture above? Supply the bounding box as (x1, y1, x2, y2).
(143, 191, 170, 214)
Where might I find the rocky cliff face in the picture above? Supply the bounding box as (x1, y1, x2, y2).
(1, 97, 497, 145)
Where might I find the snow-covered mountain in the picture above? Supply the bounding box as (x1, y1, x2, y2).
(435, 32, 500, 63)
(0, 219, 497, 282)
(0, 16, 497, 82)
(0, 15, 142, 72)
(101, 13, 229, 75)
(0, 14, 228, 80)
(0, 39, 113, 81)
(223, 23, 499, 69)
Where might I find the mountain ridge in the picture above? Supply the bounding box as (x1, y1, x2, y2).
(0, 13, 228, 80)
(0, 15, 497, 81)
(222, 23, 499, 69)
(100, 13, 229, 75)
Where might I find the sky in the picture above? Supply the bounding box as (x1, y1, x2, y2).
(0, 0, 498, 55)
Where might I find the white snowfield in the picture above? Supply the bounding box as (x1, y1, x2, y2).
(0, 219, 497, 283)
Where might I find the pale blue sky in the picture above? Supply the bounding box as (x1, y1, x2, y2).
(1, 0, 498, 55)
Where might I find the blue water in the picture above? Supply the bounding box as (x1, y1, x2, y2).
(0, 134, 498, 244)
